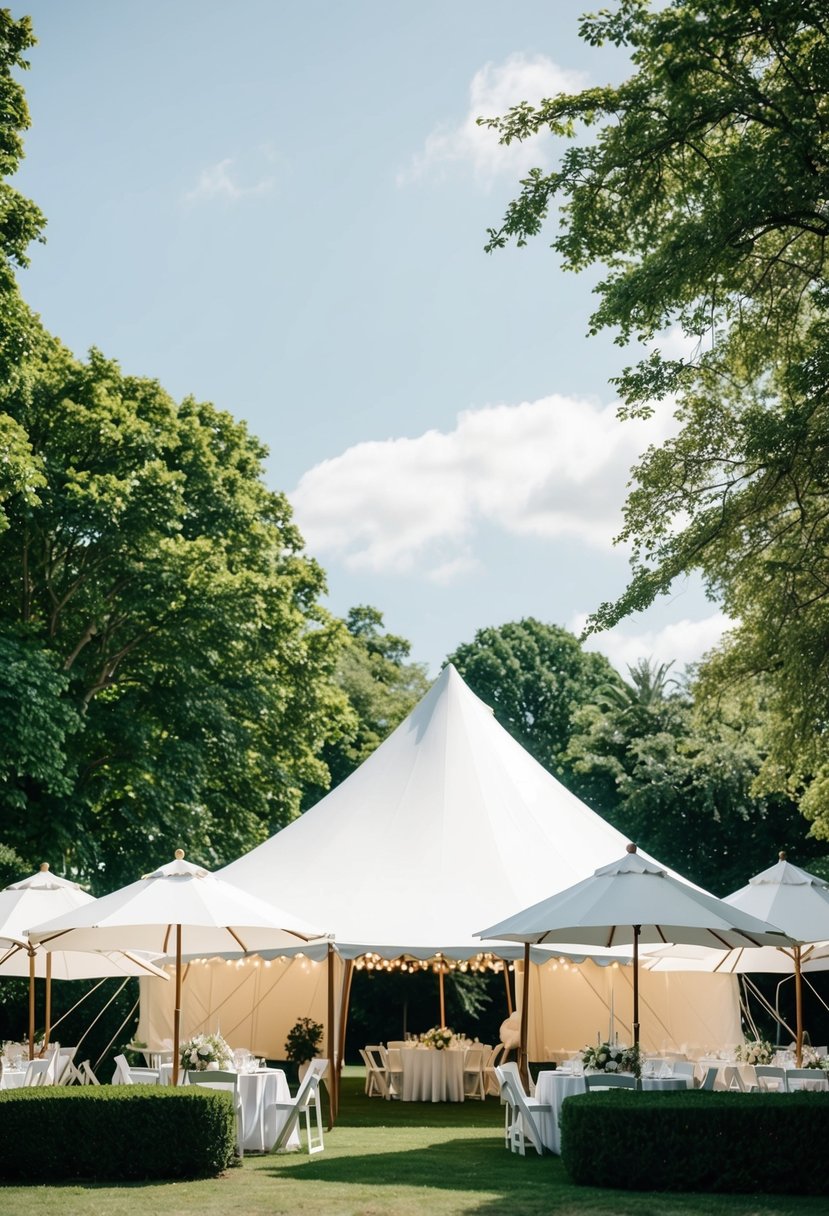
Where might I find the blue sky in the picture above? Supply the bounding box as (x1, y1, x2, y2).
(13, 0, 728, 675)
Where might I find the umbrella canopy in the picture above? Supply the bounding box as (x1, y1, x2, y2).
(724, 853, 829, 1064)
(478, 844, 792, 1065)
(27, 850, 328, 1082)
(0, 864, 169, 1056)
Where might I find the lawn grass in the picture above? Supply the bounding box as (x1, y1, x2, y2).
(0, 1069, 825, 1216)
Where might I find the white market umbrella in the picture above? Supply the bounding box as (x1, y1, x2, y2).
(28, 850, 327, 1083)
(478, 844, 792, 1069)
(722, 854, 829, 1065)
(0, 863, 168, 1058)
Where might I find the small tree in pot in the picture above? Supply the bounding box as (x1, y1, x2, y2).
(285, 1016, 323, 1083)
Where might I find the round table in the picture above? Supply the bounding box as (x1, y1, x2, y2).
(157, 1064, 299, 1151)
(534, 1071, 691, 1154)
(397, 1046, 465, 1102)
(0, 1069, 26, 1091)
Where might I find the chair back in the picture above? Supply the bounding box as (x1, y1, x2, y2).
(498, 1060, 528, 1096)
(22, 1058, 51, 1087)
(308, 1057, 329, 1082)
(670, 1060, 696, 1079)
(722, 1065, 748, 1092)
(584, 1072, 635, 1090)
(699, 1066, 718, 1091)
(186, 1070, 238, 1090)
(786, 1067, 828, 1091)
(755, 1065, 787, 1093)
(463, 1046, 484, 1071)
(129, 1066, 161, 1084)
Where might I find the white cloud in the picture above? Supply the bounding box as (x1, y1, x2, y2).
(398, 53, 587, 186)
(572, 610, 735, 676)
(184, 157, 274, 204)
(291, 393, 675, 579)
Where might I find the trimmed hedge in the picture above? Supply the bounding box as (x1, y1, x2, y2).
(560, 1090, 829, 1194)
(0, 1085, 236, 1181)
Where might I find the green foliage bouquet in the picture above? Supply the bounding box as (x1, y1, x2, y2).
(180, 1032, 233, 1072)
(735, 1039, 774, 1066)
(421, 1026, 455, 1050)
(582, 1041, 640, 1077)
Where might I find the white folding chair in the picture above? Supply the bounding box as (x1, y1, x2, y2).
(463, 1046, 486, 1100)
(584, 1072, 636, 1091)
(699, 1066, 718, 1091)
(722, 1065, 756, 1092)
(112, 1053, 134, 1084)
(786, 1068, 828, 1092)
(360, 1046, 390, 1098)
(78, 1060, 100, 1085)
(22, 1058, 51, 1087)
(382, 1046, 403, 1099)
(755, 1066, 787, 1093)
(268, 1059, 327, 1155)
(670, 1060, 696, 1081)
(495, 1065, 550, 1156)
(187, 1070, 245, 1158)
(51, 1046, 77, 1085)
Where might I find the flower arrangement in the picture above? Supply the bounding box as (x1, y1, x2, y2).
(801, 1046, 829, 1071)
(284, 1017, 324, 1065)
(180, 1031, 233, 1072)
(735, 1039, 774, 1066)
(421, 1026, 455, 1050)
(582, 1041, 641, 1077)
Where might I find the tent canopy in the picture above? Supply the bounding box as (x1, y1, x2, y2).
(221, 665, 669, 954)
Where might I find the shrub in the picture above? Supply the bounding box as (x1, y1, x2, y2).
(560, 1090, 829, 1194)
(0, 1086, 236, 1181)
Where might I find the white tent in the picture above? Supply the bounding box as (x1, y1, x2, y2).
(140, 664, 741, 1058)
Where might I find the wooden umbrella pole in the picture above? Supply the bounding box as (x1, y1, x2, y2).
(503, 961, 513, 1016)
(518, 943, 530, 1092)
(795, 945, 803, 1067)
(326, 943, 336, 1128)
(632, 925, 641, 1047)
(336, 958, 354, 1101)
(28, 946, 36, 1060)
(172, 924, 182, 1086)
(439, 963, 446, 1029)
(44, 952, 52, 1052)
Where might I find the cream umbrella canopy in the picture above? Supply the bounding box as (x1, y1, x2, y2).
(721, 854, 829, 1065)
(478, 844, 793, 1076)
(0, 863, 168, 1059)
(28, 850, 327, 1083)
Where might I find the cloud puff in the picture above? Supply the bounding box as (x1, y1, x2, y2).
(398, 53, 587, 186)
(572, 610, 734, 676)
(291, 393, 674, 580)
(184, 157, 274, 204)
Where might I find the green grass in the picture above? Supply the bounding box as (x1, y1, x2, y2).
(0, 1069, 825, 1216)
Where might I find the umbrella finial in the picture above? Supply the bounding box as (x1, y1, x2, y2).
(779, 850, 787, 860)
(626, 842, 637, 854)
(174, 849, 185, 860)
(39, 862, 50, 871)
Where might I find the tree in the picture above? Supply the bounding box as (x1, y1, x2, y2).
(0, 342, 350, 888)
(446, 618, 618, 783)
(483, 1, 829, 833)
(566, 660, 826, 894)
(302, 605, 430, 804)
(0, 10, 47, 382)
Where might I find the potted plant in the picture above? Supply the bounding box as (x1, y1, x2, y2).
(285, 1017, 323, 1082)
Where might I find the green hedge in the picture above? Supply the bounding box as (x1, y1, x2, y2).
(0, 1086, 236, 1181)
(560, 1090, 829, 1194)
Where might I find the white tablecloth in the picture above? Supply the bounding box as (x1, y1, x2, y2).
(398, 1047, 465, 1102)
(157, 1065, 299, 1151)
(534, 1071, 691, 1154)
(0, 1069, 26, 1090)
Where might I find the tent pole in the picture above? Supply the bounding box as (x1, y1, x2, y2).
(44, 952, 52, 1052)
(632, 924, 641, 1087)
(333, 958, 350, 1113)
(28, 945, 36, 1060)
(795, 945, 803, 1067)
(439, 963, 446, 1029)
(327, 943, 336, 1128)
(518, 943, 530, 1092)
(172, 925, 182, 1086)
(503, 961, 513, 1016)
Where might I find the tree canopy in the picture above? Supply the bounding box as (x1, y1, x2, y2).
(0, 341, 350, 888)
(446, 618, 618, 783)
(483, 0, 829, 834)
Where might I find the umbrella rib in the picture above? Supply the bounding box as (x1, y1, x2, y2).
(226, 927, 249, 953)
(606, 926, 616, 949)
(656, 926, 668, 944)
(162, 924, 172, 955)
